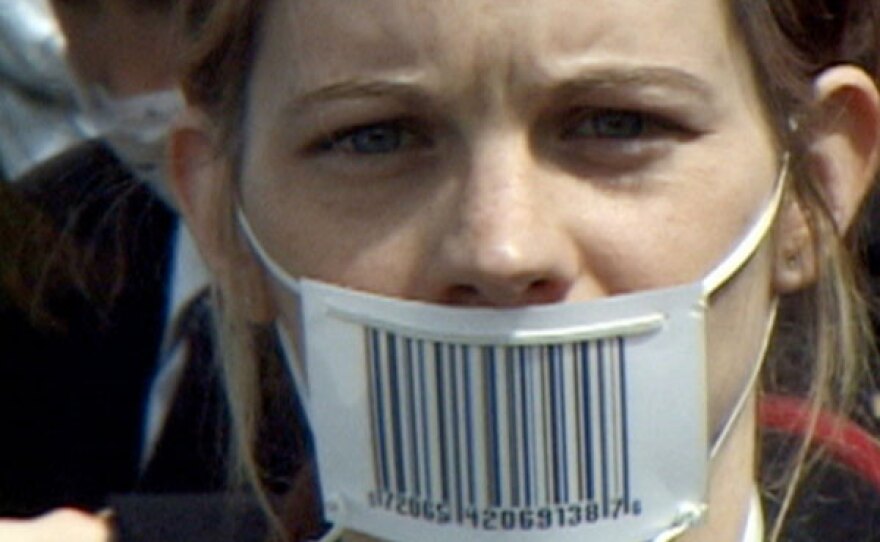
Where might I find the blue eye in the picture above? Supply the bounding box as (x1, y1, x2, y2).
(323, 122, 411, 154)
(566, 110, 648, 139)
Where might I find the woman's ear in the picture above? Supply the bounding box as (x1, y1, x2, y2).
(167, 109, 225, 273)
(168, 109, 275, 322)
(808, 65, 880, 233)
(774, 65, 880, 293)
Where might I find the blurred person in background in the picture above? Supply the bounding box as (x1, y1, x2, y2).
(0, 0, 243, 533)
(50, 0, 185, 202)
(0, 0, 88, 180)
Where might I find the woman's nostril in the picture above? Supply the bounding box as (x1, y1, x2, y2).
(442, 277, 569, 307)
(530, 278, 552, 292)
(444, 284, 482, 305)
(526, 278, 568, 303)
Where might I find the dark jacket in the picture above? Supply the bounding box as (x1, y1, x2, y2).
(0, 141, 228, 516)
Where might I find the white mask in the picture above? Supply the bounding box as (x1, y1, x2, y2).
(238, 155, 788, 542)
(74, 84, 183, 206)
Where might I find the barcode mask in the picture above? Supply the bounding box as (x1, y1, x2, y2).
(238, 155, 787, 542)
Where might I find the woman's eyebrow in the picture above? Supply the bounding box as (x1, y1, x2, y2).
(549, 66, 717, 102)
(281, 66, 716, 118)
(283, 79, 427, 114)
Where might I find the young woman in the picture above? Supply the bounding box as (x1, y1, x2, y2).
(168, 0, 880, 541)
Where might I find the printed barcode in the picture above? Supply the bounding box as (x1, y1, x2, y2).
(364, 327, 640, 529)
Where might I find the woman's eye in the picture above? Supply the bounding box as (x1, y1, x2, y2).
(320, 122, 417, 155)
(563, 109, 664, 140)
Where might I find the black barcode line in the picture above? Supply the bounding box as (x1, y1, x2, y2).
(533, 345, 548, 507)
(484, 347, 501, 508)
(496, 347, 512, 508)
(450, 345, 465, 523)
(539, 345, 552, 506)
(387, 334, 406, 494)
(388, 334, 399, 492)
(573, 342, 585, 502)
(364, 329, 633, 520)
(432, 342, 446, 505)
(597, 341, 610, 518)
(612, 341, 623, 514)
(367, 329, 388, 492)
(404, 338, 420, 497)
(434, 343, 450, 503)
(444, 346, 458, 510)
(554, 345, 570, 504)
(518, 347, 534, 508)
(417, 341, 434, 500)
(462, 348, 477, 507)
(405, 338, 418, 498)
(375, 334, 391, 491)
(618, 337, 631, 514)
(588, 342, 598, 502)
(610, 339, 623, 508)
(416, 341, 429, 500)
(548, 346, 561, 504)
(491, 347, 504, 509)
(580, 341, 595, 502)
(505, 347, 520, 508)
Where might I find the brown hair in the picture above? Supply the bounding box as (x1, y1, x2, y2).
(178, 0, 880, 539)
(734, 2, 880, 537)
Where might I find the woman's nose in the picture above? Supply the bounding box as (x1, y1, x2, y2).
(427, 133, 580, 307)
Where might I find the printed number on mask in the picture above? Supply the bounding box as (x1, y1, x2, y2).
(368, 491, 642, 530)
(463, 500, 642, 531)
(368, 490, 452, 525)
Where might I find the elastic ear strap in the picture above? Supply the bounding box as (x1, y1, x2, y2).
(701, 153, 790, 295)
(275, 322, 312, 414)
(236, 208, 303, 294)
(238, 209, 313, 408)
(710, 298, 778, 459)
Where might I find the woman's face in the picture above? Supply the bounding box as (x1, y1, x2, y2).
(239, 0, 779, 434)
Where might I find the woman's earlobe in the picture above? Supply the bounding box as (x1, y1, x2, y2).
(773, 197, 818, 293)
(808, 65, 880, 234)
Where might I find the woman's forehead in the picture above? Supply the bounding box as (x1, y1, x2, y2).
(259, 0, 738, 81)
(248, 0, 751, 125)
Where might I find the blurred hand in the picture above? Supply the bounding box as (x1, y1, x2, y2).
(0, 508, 113, 542)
